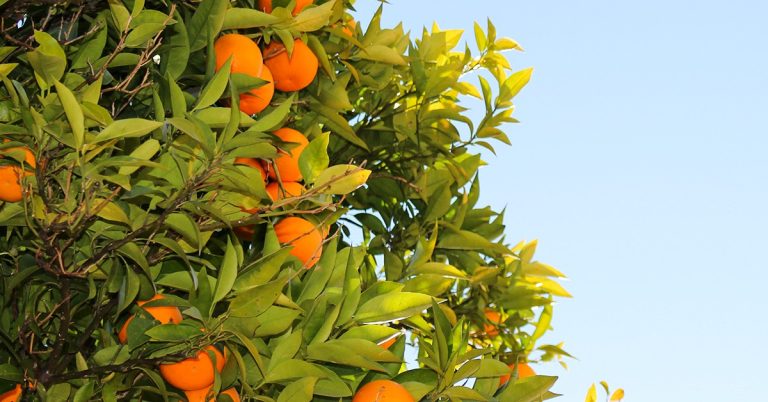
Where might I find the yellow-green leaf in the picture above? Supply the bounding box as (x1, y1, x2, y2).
(585, 383, 597, 402)
(313, 164, 371, 195)
(94, 119, 162, 142)
(54, 81, 85, 149)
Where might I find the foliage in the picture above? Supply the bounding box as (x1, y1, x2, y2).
(0, 0, 570, 400)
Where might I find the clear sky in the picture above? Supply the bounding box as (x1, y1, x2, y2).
(354, 1, 768, 400)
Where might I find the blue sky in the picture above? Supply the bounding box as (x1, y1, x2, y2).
(354, 1, 768, 400)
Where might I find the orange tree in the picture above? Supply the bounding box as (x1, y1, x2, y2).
(0, 0, 571, 400)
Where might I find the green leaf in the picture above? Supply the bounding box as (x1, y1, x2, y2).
(187, 0, 228, 51)
(72, 381, 95, 402)
(498, 375, 559, 402)
(166, 213, 201, 249)
(531, 304, 553, 343)
(298, 132, 329, 184)
(356, 292, 433, 324)
(118, 243, 150, 276)
(118, 139, 160, 175)
(145, 324, 202, 342)
(277, 377, 317, 402)
(359, 45, 407, 65)
(248, 93, 295, 132)
(313, 164, 371, 195)
(93, 199, 130, 225)
(311, 101, 368, 149)
(284, 0, 334, 32)
(269, 331, 303, 370)
(54, 80, 85, 149)
(0, 364, 21, 381)
(94, 119, 162, 143)
(411, 262, 467, 279)
(28, 30, 67, 89)
(234, 248, 292, 291)
(194, 58, 231, 111)
(160, 10, 189, 79)
(194, 107, 256, 128)
(229, 276, 287, 317)
(212, 239, 238, 306)
(222, 8, 281, 29)
(441, 386, 487, 401)
(45, 383, 72, 402)
(306, 342, 387, 371)
(125, 23, 165, 48)
(109, 0, 130, 32)
(71, 15, 108, 69)
(93, 345, 131, 366)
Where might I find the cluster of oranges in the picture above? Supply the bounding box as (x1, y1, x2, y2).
(483, 308, 538, 385)
(230, 127, 325, 269)
(214, 21, 325, 269)
(118, 295, 239, 401)
(0, 142, 35, 203)
(212, 13, 318, 115)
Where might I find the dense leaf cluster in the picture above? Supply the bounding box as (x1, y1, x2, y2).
(0, 0, 570, 400)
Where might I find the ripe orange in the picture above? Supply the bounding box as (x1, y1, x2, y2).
(0, 166, 25, 203)
(483, 309, 502, 337)
(264, 128, 308, 182)
(118, 294, 183, 344)
(266, 181, 304, 201)
(160, 345, 225, 391)
(263, 39, 318, 92)
(274, 217, 324, 268)
(0, 384, 21, 402)
(183, 386, 240, 402)
(499, 362, 536, 386)
(214, 34, 263, 78)
(258, 0, 313, 15)
(240, 65, 275, 115)
(352, 380, 414, 402)
(0, 144, 35, 168)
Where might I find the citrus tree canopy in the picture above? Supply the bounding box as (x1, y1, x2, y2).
(0, 0, 571, 400)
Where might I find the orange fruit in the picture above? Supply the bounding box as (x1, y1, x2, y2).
(499, 362, 536, 386)
(239, 65, 275, 115)
(118, 294, 183, 344)
(0, 384, 21, 402)
(0, 166, 26, 203)
(264, 128, 308, 182)
(0, 143, 35, 168)
(160, 345, 225, 391)
(258, 0, 313, 15)
(266, 181, 304, 201)
(483, 309, 502, 337)
(214, 34, 263, 78)
(274, 217, 323, 268)
(263, 39, 318, 92)
(352, 380, 414, 402)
